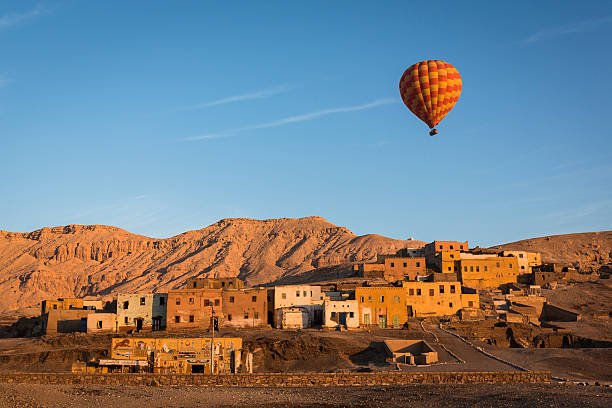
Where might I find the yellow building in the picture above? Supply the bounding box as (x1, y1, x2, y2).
(355, 286, 407, 328)
(435, 250, 462, 274)
(457, 253, 520, 288)
(41, 298, 104, 314)
(107, 337, 242, 374)
(402, 281, 479, 317)
(355, 256, 427, 281)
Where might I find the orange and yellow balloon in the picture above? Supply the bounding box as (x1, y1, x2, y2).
(399, 60, 462, 136)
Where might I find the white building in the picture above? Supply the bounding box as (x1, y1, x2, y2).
(272, 285, 324, 328)
(323, 298, 359, 329)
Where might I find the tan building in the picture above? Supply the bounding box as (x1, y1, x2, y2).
(41, 298, 103, 314)
(94, 337, 243, 374)
(384, 339, 438, 365)
(116, 293, 168, 332)
(221, 287, 267, 328)
(502, 250, 542, 274)
(183, 277, 245, 290)
(166, 288, 222, 331)
(402, 281, 479, 317)
(423, 241, 469, 268)
(86, 313, 117, 333)
(355, 256, 427, 281)
(457, 253, 520, 288)
(355, 286, 407, 328)
(40, 298, 104, 335)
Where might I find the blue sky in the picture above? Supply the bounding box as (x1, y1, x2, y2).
(1, 1, 611, 246)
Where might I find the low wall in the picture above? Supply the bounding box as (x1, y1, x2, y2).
(0, 371, 550, 386)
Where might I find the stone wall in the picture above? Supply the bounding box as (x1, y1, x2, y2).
(0, 371, 550, 386)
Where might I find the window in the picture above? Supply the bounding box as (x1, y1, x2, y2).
(380, 296, 385, 302)
(403, 262, 407, 268)
(409, 289, 414, 296)
(468, 301, 474, 307)
(123, 301, 129, 310)
(204, 300, 210, 307)
(244, 311, 249, 319)
(368, 296, 373, 302)
(159, 297, 165, 306)
(470, 266, 474, 272)
(450, 245, 454, 250)
(360, 296, 364, 302)
(450, 254, 455, 259)
(450, 285, 456, 294)
(439, 285, 445, 294)
(476, 266, 480, 272)
(296, 291, 301, 297)
(176, 298, 181, 305)
(429, 289, 434, 296)
(53, 304, 58, 309)
(390, 262, 395, 267)
(349, 312, 354, 318)
(519, 253, 524, 258)
(416, 289, 421, 296)
(252, 296, 257, 302)
(447, 266, 452, 272)
(282, 293, 287, 300)
(97, 320, 103, 329)
(521, 266, 525, 270)
(464, 266, 468, 272)
(449, 302, 453, 308)
(189, 315, 194, 323)
(229, 296, 235, 303)
(439, 245, 443, 249)
(189, 297, 194, 304)
(484, 266, 488, 272)
(193, 282, 197, 288)
(416, 262, 420, 267)
(393, 295, 400, 303)
(303, 291, 307, 297)
(124, 317, 128, 324)
(140, 297, 146, 306)
(174, 316, 180, 323)
(496, 262, 500, 268)
(331, 312, 337, 318)
(254, 312, 259, 319)
(214, 299, 220, 306)
(221, 282, 226, 287)
(460, 245, 464, 250)
(228, 314, 232, 321)
(509, 263, 513, 268)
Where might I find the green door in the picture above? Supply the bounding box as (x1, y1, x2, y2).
(378, 315, 386, 329)
(392, 315, 400, 328)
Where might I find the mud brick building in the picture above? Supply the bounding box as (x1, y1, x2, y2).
(221, 287, 267, 328)
(183, 277, 245, 290)
(402, 281, 479, 317)
(166, 288, 222, 331)
(355, 286, 407, 328)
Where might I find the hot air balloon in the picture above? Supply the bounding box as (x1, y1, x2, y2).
(399, 60, 462, 136)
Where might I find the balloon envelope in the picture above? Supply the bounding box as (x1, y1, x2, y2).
(399, 60, 462, 129)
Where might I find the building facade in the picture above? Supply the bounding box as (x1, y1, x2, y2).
(457, 253, 520, 288)
(116, 293, 168, 332)
(272, 285, 324, 328)
(86, 313, 117, 333)
(402, 281, 479, 317)
(221, 287, 267, 328)
(183, 277, 245, 290)
(355, 286, 407, 328)
(501, 251, 542, 274)
(166, 288, 222, 331)
(355, 256, 427, 281)
(323, 298, 359, 329)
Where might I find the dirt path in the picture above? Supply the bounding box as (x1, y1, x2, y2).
(0, 383, 609, 407)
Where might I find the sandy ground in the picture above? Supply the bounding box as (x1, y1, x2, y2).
(0, 383, 609, 408)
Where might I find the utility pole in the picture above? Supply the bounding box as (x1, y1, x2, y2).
(210, 307, 215, 375)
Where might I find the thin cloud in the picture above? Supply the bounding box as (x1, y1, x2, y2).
(0, 4, 47, 29)
(175, 84, 294, 111)
(523, 16, 612, 43)
(183, 98, 397, 141)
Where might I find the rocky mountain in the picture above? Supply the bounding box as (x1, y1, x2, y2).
(0, 217, 423, 315)
(491, 231, 612, 271)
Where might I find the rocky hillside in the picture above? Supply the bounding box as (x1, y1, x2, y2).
(0, 217, 422, 315)
(491, 231, 612, 271)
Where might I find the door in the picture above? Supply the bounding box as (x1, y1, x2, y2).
(407, 305, 414, 318)
(363, 313, 370, 326)
(136, 318, 143, 332)
(338, 312, 347, 326)
(378, 315, 386, 329)
(392, 315, 400, 328)
(152, 317, 161, 331)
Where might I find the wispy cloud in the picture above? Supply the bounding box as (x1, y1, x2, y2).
(0, 4, 47, 29)
(183, 98, 397, 141)
(523, 16, 612, 43)
(175, 84, 294, 111)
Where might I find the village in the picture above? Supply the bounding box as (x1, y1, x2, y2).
(35, 240, 590, 376)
